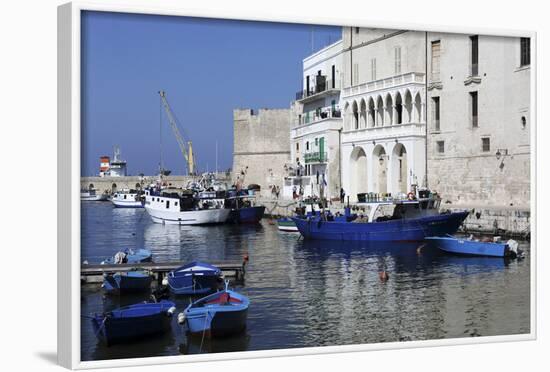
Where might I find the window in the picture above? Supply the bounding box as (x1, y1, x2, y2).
(166, 200, 170, 209)
(371, 58, 377, 81)
(470, 91, 478, 127)
(470, 35, 479, 76)
(315, 138, 318, 146)
(521, 116, 527, 129)
(520, 38, 530, 66)
(355, 27, 360, 34)
(482, 137, 490, 152)
(432, 97, 440, 131)
(431, 40, 441, 81)
(296, 143, 299, 151)
(306, 141, 309, 151)
(394, 46, 402, 74)
(437, 141, 445, 154)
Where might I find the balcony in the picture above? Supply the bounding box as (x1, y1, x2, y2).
(341, 122, 426, 144)
(296, 78, 341, 103)
(342, 72, 425, 98)
(297, 107, 342, 127)
(304, 151, 328, 164)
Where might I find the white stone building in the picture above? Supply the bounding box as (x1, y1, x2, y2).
(426, 33, 531, 207)
(284, 40, 344, 200)
(340, 28, 428, 201)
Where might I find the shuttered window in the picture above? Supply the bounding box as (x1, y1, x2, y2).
(470, 91, 478, 127)
(470, 35, 479, 76)
(431, 41, 441, 82)
(520, 38, 530, 66)
(394, 46, 402, 74)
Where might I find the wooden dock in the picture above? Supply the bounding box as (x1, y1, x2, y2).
(81, 260, 247, 284)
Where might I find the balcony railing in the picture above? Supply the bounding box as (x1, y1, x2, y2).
(298, 107, 341, 126)
(304, 151, 328, 163)
(342, 72, 425, 98)
(296, 78, 341, 102)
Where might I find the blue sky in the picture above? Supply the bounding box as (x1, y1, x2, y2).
(81, 11, 341, 176)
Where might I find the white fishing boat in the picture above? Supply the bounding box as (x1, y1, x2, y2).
(111, 189, 144, 208)
(81, 188, 109, 201)
(144, 187, 230, 225)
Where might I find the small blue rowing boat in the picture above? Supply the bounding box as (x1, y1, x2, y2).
(91, 300, 176, 345)
(164, 261, 222, 295)
(178, 283, 249, 337)
(101, 248, 153, 265)
(425, 235, 519, 258)
(103, 270, 153, 294)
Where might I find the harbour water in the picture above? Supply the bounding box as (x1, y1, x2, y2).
(81, 202, 530, 361)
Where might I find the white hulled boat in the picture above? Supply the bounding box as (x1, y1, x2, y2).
(144, 187, 230, 225)
(111, 189, 144, 208)
(81, 188, 109, 201)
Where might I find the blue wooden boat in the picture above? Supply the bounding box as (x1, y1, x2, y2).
(425, 235, 519, 257)
(91, 300, 176, 345)
(225, 190, 265, 224)
(178, 283, 249, 337)
(292, 196, 469, 242)
(101, 248, 153, 265)
(103, 270, 153, 294)
(164, 261, 222, 295)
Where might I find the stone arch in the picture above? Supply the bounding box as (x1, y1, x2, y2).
(404, 89, 413, 123)
(359, 98, 367, 129)
(352, 100, 359, 130)
(395, 92, 403, 124)
(88, 183, 94, 190)
(376, 95, 384, 126)
(385, 93, 394, 125)
(111, 183, 117, 193)
(368, 97, 375, 127)
(414, 92, 422, 123)
(372, 145, 388, 194)
(350, 146, 368, 202)
(391, 143, 408, 195)
(343, 102, 351, 130)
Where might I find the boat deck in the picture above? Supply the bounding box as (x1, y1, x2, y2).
(81, 260, 247, 283)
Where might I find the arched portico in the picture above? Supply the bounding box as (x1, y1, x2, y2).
(372, 145, 388, 194)
(391, 143, 408, 195)
(349, 146, 368, 201)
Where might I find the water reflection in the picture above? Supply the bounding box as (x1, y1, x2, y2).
(81, 203, 530, 361)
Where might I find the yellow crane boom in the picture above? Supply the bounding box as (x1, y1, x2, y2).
(158, 90, 196, 175)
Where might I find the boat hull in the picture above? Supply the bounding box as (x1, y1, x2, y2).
(81, 194, 109, 201)
(227, 206, 265, 224)
(92, 301, 175, 346)
(184, 290, 249, 337)
(425, 236, 509, 257)
(112, 199, 144, 208)
(145, 206, 231, 225)
(167, 275, 221, 295)
(277, 218, 298, 232)
(292, 211, 469, 241)
(103, 272, 152, 294)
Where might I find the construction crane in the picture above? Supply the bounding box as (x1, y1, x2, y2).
(158, 90, 196, 175)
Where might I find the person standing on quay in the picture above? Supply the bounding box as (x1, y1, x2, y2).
(340, 188, 345, 203)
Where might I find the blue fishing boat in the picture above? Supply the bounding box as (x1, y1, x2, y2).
(91, 300, 176, 345)
(103, 270, 153, 294)
(225, 190, 265, 224)
(425, 235, 520, 258)
(292, 193, 469, 242)
(164, 262, 222, 295)
(177, 283, 249, 337)
(101, 248, 153, 265)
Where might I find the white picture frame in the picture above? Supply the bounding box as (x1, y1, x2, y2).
(58, 1, 537, 369)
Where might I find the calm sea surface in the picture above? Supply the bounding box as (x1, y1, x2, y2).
(81, 202, 530, 361)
